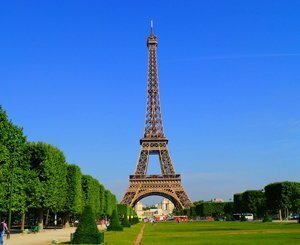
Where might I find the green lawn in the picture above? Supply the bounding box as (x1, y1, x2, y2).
(104, 223, 143, 244)
(104, 221, 300, 244)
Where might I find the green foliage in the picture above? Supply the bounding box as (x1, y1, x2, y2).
(173, 208, 184, 216)
(26, 142, 68, 212)
(241, 190, 266, 218)
(117, 203, 136, 221)
(193, 200, 204, 206)
(121, 214, 131, 227)
(225, 214, 233, 221)
(99, 184, 105, 216)
(132, 217, 140, 224)
(263, 214, 272, 222)
(199, 202, 226, 217)
(66, 165, 83, 215)
(233, 193, 243, 213)
(117, 204, 128, 218)
(224, 202, 234, 216)
(265, 181, 300, 217)
(104, 190, 117, 216)
(117, 204, 132, 227)
(128, 206, 136, 217)
(129, 216, 139, 225)
(0, 106, 28, 214)
(189, 202, 234, 218)
(72, 206, 101, 244)
(194, 203, 202, 216)
(186, 207, 197, 218)
(82, 175, 101, 216)
(107, 209, 123, 231)
(240, 215, 247, 222)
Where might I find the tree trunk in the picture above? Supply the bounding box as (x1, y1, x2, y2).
(45, 209, 49, 228)
(278, 209, 282, 221)
(63, 213, 70, 228)
(37, 208, 43, 231)
(21, 212, 25, 231)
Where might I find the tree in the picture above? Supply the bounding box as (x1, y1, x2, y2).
(241, 190, 266, 218)
(99, 184, 105, 216)
(104, 190, 117, 216)
(72, 206, 101, 244)
(64, 164, 83, 227)
(107, 209, 123, 231)
(233, 193, 243, 213)
(187, 207, 197, 218)
(25, 142, 68, 229)
(117, 204, 135, 227)
(224, 202, 234, 216)
(0, 106, 28, 230)
(198, 202, 225, 218)
(82, 175, 101, 216)
(117, 204, 128, 219)
(265, 181, 300, 220)
(121, 214, 131, 228)
(194, 201, 204, 216)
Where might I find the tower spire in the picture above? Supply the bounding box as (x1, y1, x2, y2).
(145, 21, 162, 138)
(150, 19, 153, 34)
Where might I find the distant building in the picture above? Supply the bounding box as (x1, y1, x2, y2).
(135, 201, 145, 217)
(134, 198, 175, 219)
(211, 198, 224, 203)
(156, 198, 175, 215)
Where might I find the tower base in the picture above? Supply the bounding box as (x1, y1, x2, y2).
(121, 174, 193, 209)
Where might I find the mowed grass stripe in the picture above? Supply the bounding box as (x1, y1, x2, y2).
(142, 222, 300, 244)
(104, 223, 143, 244)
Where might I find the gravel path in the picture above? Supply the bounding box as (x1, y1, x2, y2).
(134, 224, 145, 245)
(4, 227, 76, 245)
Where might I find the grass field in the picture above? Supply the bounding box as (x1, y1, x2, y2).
(104, 221, 300, 244)
(104, 223, 143, 244)
(142, 221, 300, 244)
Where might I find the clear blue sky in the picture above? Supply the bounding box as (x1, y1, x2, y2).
(1, 1, 299, 204)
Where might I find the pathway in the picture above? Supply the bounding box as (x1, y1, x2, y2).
(134, 223, 145, 245)
(4, 227, 76, 245)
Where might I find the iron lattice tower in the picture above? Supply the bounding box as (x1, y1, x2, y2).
(121, 23, 193, 209)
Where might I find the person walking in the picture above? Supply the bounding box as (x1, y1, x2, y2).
(0, 218, 9, 245)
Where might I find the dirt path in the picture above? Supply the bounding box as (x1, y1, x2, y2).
(4, 227, 76, 245)
(134, 224, 145, 245)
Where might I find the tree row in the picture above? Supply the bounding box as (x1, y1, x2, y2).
(177, 181, 300, 221)
(0, 106, 117, 230)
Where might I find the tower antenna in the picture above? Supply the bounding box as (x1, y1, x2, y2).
(150, 19, 153, 34)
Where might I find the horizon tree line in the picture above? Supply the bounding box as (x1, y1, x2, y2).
(179, 181, 300, 220)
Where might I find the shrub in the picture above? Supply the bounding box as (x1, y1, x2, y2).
(121, 215, 131, 227)
(240, 215, 247, 222)
(72, 206, 101, 244)
(225, 215, 233, 221)
(131, 217, 140, 225)
(263, 214, 272, 222)
(107, 209, 123, 231)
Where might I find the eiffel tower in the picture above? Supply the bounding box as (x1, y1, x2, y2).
(121, 22, 193, 210)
